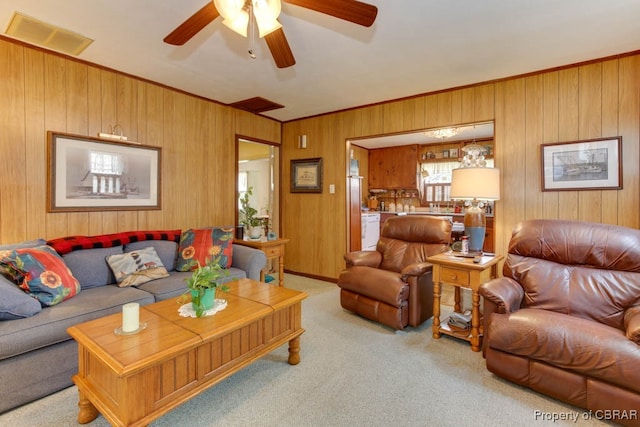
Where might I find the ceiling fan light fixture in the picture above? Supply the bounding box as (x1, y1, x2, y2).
(222, 12, 249, 37)
(253, 0, 281, 37)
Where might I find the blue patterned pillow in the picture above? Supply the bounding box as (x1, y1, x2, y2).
(0, 245, 80, 307)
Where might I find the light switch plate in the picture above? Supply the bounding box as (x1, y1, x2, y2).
(329, 184, 335, 194)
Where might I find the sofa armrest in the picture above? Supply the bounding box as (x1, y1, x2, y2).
(400, 262, 431, 279)
(479, 277, 524, 315)
(344, 251, 382, 268)
(624, 305, 640, 345)
(231, 244, 267, 281)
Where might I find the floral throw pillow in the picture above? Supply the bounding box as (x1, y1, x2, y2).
(106, 246, 170, 287)
(176, 227, 233, 272)
(0, 245, 80, 307)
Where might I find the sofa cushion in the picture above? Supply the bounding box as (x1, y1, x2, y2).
(0, 275, 41, 320)
(106, 246, 169, 287)
(0, 285, 154, 360)
(124, 240, 178, 271)
(488, 308, 640, 394)
(0, 246, 80, 307)
(136, 267, 245, 302)
(62, 245, 122, 289)
(176, 227, 233, 271)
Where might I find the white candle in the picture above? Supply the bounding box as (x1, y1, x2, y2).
(122, 303, 139, 333)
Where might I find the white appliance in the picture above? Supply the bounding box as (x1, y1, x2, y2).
(361, 212, 380, 251)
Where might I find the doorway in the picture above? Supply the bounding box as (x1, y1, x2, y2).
(237, 137, 280, 237)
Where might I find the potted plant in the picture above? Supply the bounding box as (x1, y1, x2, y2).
(182, 258, 230, 317)
(239, 187, 263, 239)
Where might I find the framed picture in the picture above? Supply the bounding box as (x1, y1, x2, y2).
(540, 137, 622, 191)
(47, 131, 161, 212)
(449, 148, 459, 158)
(442, 150, 450, 158)
(291, 157, 323, 193)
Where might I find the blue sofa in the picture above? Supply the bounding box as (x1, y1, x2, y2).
(0, 230, 267, 413)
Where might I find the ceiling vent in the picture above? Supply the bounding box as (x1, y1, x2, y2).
(4, 12, 93, 56)
(230, 97, 284, 114)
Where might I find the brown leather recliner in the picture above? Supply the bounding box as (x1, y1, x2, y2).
(480, 219, 640, 426)
(337, 215, 452, 330)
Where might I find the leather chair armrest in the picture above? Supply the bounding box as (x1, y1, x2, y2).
(400, 262, 431, 279)
(624, 305, 640, 345)
(479, 277, 524, 314)
(344, 251, 382, 268)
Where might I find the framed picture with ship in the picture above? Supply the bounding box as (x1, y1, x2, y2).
(47, 131, 161, 212)
(541, 137, 622, 191)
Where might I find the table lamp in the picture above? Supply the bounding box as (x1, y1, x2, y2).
(450, 166, 500, 254)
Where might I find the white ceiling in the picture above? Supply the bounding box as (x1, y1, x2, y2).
(1, 0, 639, 122)
(351, 122, 494, 149)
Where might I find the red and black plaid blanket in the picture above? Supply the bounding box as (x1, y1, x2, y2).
(47, 230, 181, 255)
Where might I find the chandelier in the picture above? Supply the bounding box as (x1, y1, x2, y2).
(424, 127, 463, 139)
(460, 143, 487, 167)
(214, 0, 282, 38)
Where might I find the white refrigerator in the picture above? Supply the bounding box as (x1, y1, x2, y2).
(361, 212, 381, 251)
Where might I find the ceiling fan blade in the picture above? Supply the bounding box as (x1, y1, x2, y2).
(284, 0, 378, 27)
(163, 2, 221, 45)
(265, 27, 296, 68)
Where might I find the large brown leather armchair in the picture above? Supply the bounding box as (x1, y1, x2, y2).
(480, 219, 640, 426)
(337, 215, 452, 330)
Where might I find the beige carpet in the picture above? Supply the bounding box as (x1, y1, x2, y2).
(0, 274, 613, 427)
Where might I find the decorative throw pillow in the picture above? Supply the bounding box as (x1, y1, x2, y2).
(0, 275, 41, 320)
(106, 246, 170, 287)
(176, 227, 233, 272)
(0, 245, 80, 307)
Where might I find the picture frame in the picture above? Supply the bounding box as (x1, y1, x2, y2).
(449, 148, 459, 159)
(540, 137, 622, 191)
(291, 157, 323, 193)
(47, 131, 161, 212)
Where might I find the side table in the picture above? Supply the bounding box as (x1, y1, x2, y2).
(234, 238, 289, 287)
(428, 252, 503, 352)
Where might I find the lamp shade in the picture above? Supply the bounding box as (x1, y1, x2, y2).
(450, 167, 500, 201)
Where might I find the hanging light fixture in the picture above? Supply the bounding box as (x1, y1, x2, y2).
(425, 127, 464, 139)
(214, 0, 282, 38)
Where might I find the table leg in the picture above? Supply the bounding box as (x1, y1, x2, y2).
(288, 336, 301, 365)
(278, 255, 285, 287)
(432, 280, 441, 339)
(77, 390, 99, 424)
(454, 287, 461, 312)
(470, 289, 481, 352)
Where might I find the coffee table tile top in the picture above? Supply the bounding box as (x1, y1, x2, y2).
(226, 278, 307, 309)
(145, 293, 272, 341)
(67, 309, 201, 376)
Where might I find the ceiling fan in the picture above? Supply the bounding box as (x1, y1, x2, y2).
(163, 0, 378, 68)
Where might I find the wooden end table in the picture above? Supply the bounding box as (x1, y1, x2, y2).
(428, 252, 503, 352)
(234, 237, 289, 286)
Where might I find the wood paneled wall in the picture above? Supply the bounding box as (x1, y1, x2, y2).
(0, 38, 280, 244)
(282, 55, 640, 281)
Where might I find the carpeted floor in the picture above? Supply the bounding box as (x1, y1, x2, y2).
(0, 274, 614, 427)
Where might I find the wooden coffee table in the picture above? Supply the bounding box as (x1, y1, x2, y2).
(67, 279, 306, 426)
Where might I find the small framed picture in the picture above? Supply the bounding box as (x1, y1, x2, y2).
(291, 157, 323, 193)
(450, 148, 459, 158)
(442, 150, 450, 158)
